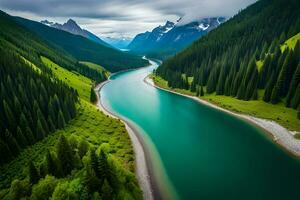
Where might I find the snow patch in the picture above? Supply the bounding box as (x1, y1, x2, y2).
(198, 23, 209, 31)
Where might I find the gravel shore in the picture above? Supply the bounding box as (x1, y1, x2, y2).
(145, 76, 300, 158)
(95, 80, 157, 200)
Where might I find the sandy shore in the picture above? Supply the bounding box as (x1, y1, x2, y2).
(95, 80, 160, 200)
(144, 76, 300, 158)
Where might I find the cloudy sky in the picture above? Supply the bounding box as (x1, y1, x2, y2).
(0, 0, 256, 38)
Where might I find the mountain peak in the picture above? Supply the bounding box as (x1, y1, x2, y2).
(64, 19, 81, 29)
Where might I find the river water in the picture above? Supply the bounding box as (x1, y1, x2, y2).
(100, 60, 300, 200)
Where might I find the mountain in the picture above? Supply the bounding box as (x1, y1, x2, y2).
(103, 37, 132, 49)
(15, 16, 148, 72)
(128, 17, 225, 59)
(156, 0, 300, 119)
(41, 19, 111, 47)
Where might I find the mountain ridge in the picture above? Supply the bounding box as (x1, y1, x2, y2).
(128, 17, 225, 59)
(41, 18, 111, 47)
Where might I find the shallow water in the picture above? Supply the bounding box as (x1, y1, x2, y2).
(100, 60, 300, 200)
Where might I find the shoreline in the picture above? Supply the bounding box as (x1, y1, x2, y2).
(144, 76, 300, 159)
(95, 80, 161, 200)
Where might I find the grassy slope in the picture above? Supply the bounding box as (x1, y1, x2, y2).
(79, 61, 110, 77)
(281, 32, 300, 51)
(151, 75, 300, 132)
(41, 56, 92, 101)
(0, 101, 135, 189)
(20, 56, 41, 73)
(0, 57, 141, 198)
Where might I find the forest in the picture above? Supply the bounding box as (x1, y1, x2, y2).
(0, 10, 141, 200)
(15, 15, 149, 72)
(156, 0, 300, 119)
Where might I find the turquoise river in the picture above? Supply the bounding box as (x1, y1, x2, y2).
(100, 60, 300, 200)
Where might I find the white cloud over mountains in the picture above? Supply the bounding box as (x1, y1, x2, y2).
(0, 0, 256, 38)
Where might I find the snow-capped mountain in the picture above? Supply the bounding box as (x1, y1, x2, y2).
(128, 17, 225, 59)
(102, 37, 132, 49)
(41, 19, 111, 47)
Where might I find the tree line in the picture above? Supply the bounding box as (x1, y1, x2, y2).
(156, 0, 300, 118)
(8, 135, 141, 200)
(0, 48, 78, 165)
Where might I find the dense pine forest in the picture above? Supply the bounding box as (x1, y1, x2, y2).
(0, 48, 78, 165)
(0, 10, 142, 200)
(156, 0, 300, 120)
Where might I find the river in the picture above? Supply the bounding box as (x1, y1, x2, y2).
(100, 59, 300, 200)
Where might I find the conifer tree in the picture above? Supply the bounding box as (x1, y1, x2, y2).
(90, 86, 97, 103)
(24, 127, 35, 145)
(56, 135, 74, 176)
(16, 126, 28, 148)
(45, 150, 57, 176)
(190, 80, 196, 92)
(290, 83, 300, 109)
(36, 119, 46, 140)
(200, 86, 204, 97)
(286, 62, 300, 107)
(57, 110, 66, 129)
(3, 100, 16, 131)
(90, 150, 99, 176)
(47, 116, 56, 132)
(37, 109, 49, 135)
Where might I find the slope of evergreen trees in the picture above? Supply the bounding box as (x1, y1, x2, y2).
(0, 48, 78, 165)
(156, 0, 300, 117)
(14, 13, 149, 73)
(6, 135, 141, 199)
(0, 10, 106, 84)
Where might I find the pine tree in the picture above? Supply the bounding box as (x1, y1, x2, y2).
(28, 161, 40, 184)
(290, 83, 300, 109)
(270, 85, 280, 104)
(98, 150, 109, 186)
(3, 100, 16, 131)
(190, 80, 196, 92)
(19, 113, 28, 131)
(286, 62, 300, 107)
(263, 72, 276, 102)
(24, 127, 35, 145)
(90, 150, 99, 176)
(47, 116, 56, 132)
(16, 126, 28, 148)
(45, 150, 57, 176)
(90, 86, 97, 103)
(37, 108, 49, 135)
(57, 110, 66, 129)
(36, 119, 46, 140)
(200, 85, 204, 97)
(56, 135, 74, 176)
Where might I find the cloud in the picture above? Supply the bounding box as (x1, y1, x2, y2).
(0, 0, 256, 37)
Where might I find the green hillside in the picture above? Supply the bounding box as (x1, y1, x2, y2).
(281, 32, 300, 51)
(0, 9, 141, 199)
(14, 15, 148, 72)
(42, 57, 92, 101)
(156, 0, 300, 130)
(80, 61, 110, 78)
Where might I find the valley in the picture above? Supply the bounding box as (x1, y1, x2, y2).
(0, 0, 300, 199)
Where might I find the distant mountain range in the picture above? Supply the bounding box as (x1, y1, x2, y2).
(41, 19, 111, 47)
(102, 37, 132, 49)
(13, 16, 148, 72)
(128, 17, 225, 59)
